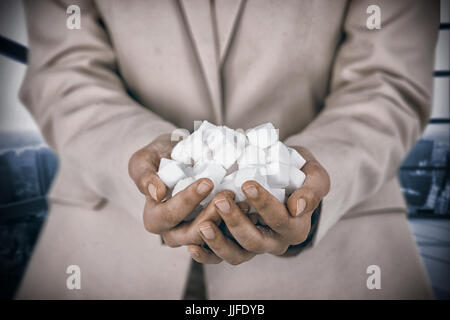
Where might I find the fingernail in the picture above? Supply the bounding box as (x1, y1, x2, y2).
(215, 198, 230, 213)
(197, 181, 212, 195)
(296, 198, 306, 216)
(199, 226, 215, 240)
(148, 184, 158, 201)
(243, 185, 258, 198)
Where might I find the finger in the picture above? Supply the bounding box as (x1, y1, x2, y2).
(241, 181, 292, 234)
(213, 194, 280, 254)
(161, 191, 234, 246)
(286, 185, 321, 218)
(150, 133, 177, 158)
(162, 222, 197, 247)
(255, 225, 290, 255)
(236, 201, 250, 214)
(145, 173, 167, 202)
(128, 149, 166, 200)
(286, 149, 330, 217)
(186, 245, 222, 264)
(143, 178, 213, 233)
(197, 222, 256, 265)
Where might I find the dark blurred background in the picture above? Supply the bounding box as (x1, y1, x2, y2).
(0, 0, 449, 300)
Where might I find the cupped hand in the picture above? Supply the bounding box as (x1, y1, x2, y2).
(128, 134, 249, 246)
(128, 134, 212, 237)
(186, 146, 330, 265)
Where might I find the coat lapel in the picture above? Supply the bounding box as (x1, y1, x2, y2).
(178, 0, 245, 124)
(214, 0, 245, 64)
(178, 0, 222, 123)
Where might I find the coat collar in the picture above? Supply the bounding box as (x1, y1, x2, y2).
(178, 0, 244, 124)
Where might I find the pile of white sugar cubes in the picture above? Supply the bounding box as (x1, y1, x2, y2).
(157, 121, 306, 220)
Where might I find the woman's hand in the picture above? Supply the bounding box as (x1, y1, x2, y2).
(128, 133, 249, 246)
(186, 146, 330, 265)
(128, 134, 214, 241)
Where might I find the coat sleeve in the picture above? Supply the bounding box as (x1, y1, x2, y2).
(284, 0, 440, 245)
(20, 0, 177, 220)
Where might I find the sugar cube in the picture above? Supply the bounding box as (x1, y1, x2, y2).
(246, 122, 279, 149)
(288, 147, 306, 169)
(234, 129, 248, 149)
(219, 178, 235, 192)
(234, 167, 267, 192)
(237, 144, 266, 169)
(263, 162, 290, 188)
(266, 141, 291, 165)
(286, 167, 306, 194)
(170, 139, 192, 165)
(218, 178, 246, 202)
(213, 140, 243, 169)
(223, 172, 237, 182)
(186, 135, 212, 163)
(160, 121, 307, 209)
(194, 162, 226, 187)
(200, 185, 219, 206)
(158, 158, 172, 170)
(172, 177, 195, 196)
(157, 158, 187, 188)
(268, 188, 285, 203)
(181, 165, 194, 177)
(194, 120, 217, 133)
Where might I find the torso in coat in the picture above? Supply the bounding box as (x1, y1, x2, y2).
(96, 0, 347, 137)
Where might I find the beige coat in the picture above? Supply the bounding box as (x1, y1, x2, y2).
(17, 0, 439, 299)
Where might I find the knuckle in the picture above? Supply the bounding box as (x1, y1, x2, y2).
(129, 149, 144, 168)
(243, 238, 265, 253)
(162, 210, 179, 228)
(310, 162, 323, 173)
(227, 258, 243, 266)
(314, 161, 329, 179)
(129, 150, 152, 177)
(143, 217, 160, 234)
(309, 194, 321, 209)
(272, 245, 289, 256)
(273, 214, 290, 230)
(302, 189, 320, 210)
(257, 199, 270, 212)
(293, 231, 309, 245)
(165, 240, 178, 248)
(162, 234, 179, 248)
(184, 193, 199, 207)
(225, 214, 241, 229)
(302, 188, 315, 201)
(310, 161, 327, 175)
(178, 187, 201, 206)
(147, 204, 178, 231)
(187, 228, 204, 246)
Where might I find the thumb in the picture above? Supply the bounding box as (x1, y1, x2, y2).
(128, 147, 167, 201)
